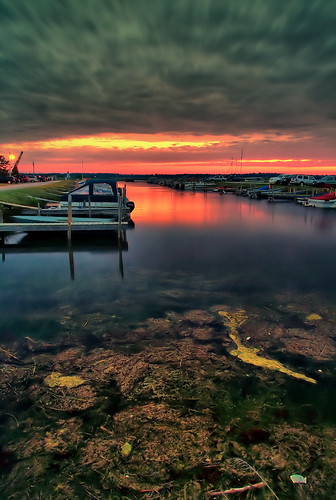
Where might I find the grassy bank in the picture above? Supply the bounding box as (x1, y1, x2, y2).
(0, 180, 74, 208)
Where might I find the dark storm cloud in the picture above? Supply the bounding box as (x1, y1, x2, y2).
(1, 0, 336, 142)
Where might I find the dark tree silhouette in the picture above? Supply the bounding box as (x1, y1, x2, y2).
(0, 155, 10, 177)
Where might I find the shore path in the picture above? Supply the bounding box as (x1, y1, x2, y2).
(0, 180, 59, 191)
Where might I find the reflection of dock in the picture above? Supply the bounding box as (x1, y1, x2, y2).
(0, 219, 129, 233)
(1, 229, 129, 280)
(0, 228, 129, 250)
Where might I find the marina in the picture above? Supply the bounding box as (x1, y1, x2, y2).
(0, 181, 336, 499)
(3, 2, 336, 497)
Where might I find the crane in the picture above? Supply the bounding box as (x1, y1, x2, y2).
(11, 151, 23, 175)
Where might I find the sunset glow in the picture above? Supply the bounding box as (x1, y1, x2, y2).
(2, 131, 301, 152)
(2, 132, 336, 175)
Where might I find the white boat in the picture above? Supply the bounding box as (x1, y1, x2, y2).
(23, 178, 135, 218)
(305, 191, 336, 208)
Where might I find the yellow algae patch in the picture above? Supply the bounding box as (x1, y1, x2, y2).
(121, 442, 132, 458)
(229, 333, 316, 384)
(306, 313, 322, 321)
(218, 310, 316, 384)
(44, 372, 86, 388)
(218, 309, 248, 330)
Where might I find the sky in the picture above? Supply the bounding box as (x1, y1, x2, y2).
(1, 0, 336, 175)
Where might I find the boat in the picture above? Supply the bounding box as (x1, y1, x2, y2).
(248, 186, 283, 199)
(304, 191, 336, 208)
(22, 178, 135, 218)
(182, 181, 214, 191)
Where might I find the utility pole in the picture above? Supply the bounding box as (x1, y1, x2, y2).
(32, 161, 35, 173)
(240, 149, 243, 174)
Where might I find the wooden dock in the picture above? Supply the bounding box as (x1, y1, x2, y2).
(0, 190, 131, 235)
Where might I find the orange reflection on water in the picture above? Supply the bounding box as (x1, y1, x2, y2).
(126, 183, 273, 227)
(127, 184, 221, 226)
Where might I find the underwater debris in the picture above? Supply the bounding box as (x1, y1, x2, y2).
(290, 474, 307, 484)
(209, 481, 265, 496)
(0, 346, 20, 362)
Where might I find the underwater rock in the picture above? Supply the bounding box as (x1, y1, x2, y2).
(277, 330, 336, 361)
(190, 327, 215, 341)
(53, 347, 85, 371)
(238, 428, 270, 445)
(0, 445, 15, 471)
(84, 352, 149, 396)
(180, 309, 217, 326)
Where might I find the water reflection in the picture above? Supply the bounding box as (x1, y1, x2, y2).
(128, 182, 336, 234)
(1, 183, 336, 498)
(1, 229, 128, 281)
(1, 183, 336, 337)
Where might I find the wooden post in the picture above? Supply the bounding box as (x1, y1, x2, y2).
(67, 193, 72, 242)
(67, 238, 75, 281)
(117, 191, 122, 241)
(123, 184, 127, 217)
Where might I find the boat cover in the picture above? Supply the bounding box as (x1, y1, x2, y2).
(310, 191, 336, 201)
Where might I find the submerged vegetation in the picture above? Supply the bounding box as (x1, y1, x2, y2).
(0, 303, 335, 499)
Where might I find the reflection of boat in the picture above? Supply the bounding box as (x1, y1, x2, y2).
(304, 191, 336, 208)
(1, 229, 129, 251)
(23, 178, 135, 218)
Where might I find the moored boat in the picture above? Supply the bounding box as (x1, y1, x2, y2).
(305, 191, 336, 208)
(23, 178, 135, 218)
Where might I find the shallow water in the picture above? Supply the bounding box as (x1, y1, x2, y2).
(1, 182, 336, 340)
(1, 182, 336, 498)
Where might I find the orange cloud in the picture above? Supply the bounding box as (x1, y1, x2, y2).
(1, 131, 302, 153)
(2, 131, 336, 175)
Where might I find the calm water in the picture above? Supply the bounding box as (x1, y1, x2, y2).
(1, 182, 336, 342)
(2, 182, 336, 498)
